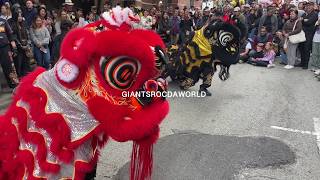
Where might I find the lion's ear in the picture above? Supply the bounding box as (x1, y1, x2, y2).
(60, 28, 96, 67)
(55, 28, 96, 89)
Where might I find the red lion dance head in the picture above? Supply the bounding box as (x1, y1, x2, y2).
(0, 6, 169, 180)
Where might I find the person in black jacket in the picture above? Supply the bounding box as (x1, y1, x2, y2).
(179, 12, 193, 45)
(196, 7, 210, 29)
(157, 12, 170, 45)
(23, 0, 37, 29)
(247, 8, 257, 38)
(299, 1, 318, 69)
(52, 19, 73, 65)
(0, 16, 17, 89)
(10, 11, 31, 77)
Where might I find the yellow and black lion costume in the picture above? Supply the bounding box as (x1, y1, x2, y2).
(163, 20, 241, 95)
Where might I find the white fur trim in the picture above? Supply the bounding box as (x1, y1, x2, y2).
(56, 59, 79, 83)
(101, 6, 137, 27)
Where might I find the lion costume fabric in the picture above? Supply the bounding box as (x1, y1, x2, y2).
(163, 20, 241, 91)
(0, 6, 169, 180)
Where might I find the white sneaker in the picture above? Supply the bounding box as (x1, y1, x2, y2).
(284, 65, 294, 69)
(267, 64, 275, 68)
(314, 69, 320, 75)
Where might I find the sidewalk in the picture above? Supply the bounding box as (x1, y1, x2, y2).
(0, 67, 12, 113)
(0, 92, 11, 113)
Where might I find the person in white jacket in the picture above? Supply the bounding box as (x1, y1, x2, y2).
(140, 10, 153, 30)
(76, 8, 88, 28)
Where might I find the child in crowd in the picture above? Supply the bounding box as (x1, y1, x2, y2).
(86, 12, 95, 24)
(274, 31, 288, 64)
(239, 38, 252, 63)
(248, 43, 264, 60)
(248, 42, 276, 68)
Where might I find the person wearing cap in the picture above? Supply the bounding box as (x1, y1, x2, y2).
(63, 0, 74, 7)
(63, 0, 76, 22)
(243, 4, 251, 17)
(298, 1, 318, 69)
(196, 7, 210, 29)
(233, 6, 246, 25)
(258, 7, 278, 35)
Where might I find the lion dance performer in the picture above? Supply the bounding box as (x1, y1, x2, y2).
(164, 18, 241, 96)
(0, 6, 169, 180)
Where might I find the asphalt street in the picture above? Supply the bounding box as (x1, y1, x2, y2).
(97, 63, 320, 180)
(1, 62, 320, 179)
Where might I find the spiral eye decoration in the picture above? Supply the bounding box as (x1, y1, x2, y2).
(100, 56, 141, 90)
(219, 31, 234, 47)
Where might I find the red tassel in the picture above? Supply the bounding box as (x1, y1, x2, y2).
(130, 141, 153, 180)
(130, 127, 159, 180)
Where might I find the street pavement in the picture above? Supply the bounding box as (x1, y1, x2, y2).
(1, 62, 320, 179)
(0, 92, 11, 114)
(97, 63, 320, 180)
(0, 66, 12, 114)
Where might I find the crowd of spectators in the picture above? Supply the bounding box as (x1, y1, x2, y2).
(1, 0, 320, 92)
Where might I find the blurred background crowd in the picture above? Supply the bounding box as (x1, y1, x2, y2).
(1, 0, 320, 92)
